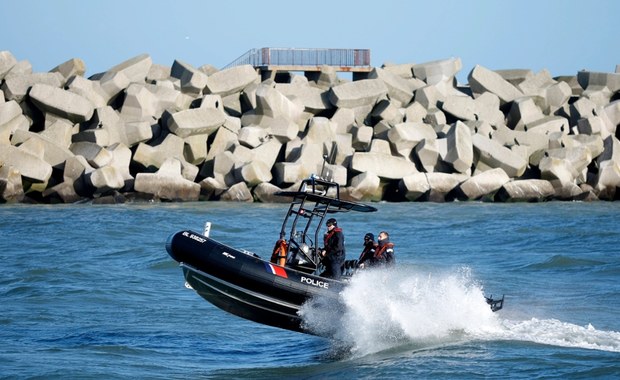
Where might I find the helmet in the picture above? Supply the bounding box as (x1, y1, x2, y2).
(364, 233, 374, 241)
(326, 218, 337, 226)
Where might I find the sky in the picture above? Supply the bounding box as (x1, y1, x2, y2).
(2, 0, 619, 84)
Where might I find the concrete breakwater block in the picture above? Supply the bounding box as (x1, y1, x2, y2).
(2, 50, 620, 203)
(134, 158, 200, 201)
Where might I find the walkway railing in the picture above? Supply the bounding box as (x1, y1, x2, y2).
(223, 48, 371, 71)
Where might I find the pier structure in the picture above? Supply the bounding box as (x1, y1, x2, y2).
(223, 47, 372, 81)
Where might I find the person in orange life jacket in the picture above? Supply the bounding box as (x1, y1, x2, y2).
(374, 231, 395, 266)
(357, 232, 377, 269)
(320, 218, 345, 279)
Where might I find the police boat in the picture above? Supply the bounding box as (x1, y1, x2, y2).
(166, 175, 505, 335)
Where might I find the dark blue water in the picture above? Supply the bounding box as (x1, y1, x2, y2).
(2, 201, 619, 379)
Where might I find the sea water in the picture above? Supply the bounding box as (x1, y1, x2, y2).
(1, 201, 619, 379)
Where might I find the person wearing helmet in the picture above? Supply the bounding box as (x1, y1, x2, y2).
(357, 232, 377, 269)
(320, 218, 345, 279)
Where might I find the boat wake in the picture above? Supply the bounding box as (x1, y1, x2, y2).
(298, 266, 620, 356)
(493, 318, 620, 353)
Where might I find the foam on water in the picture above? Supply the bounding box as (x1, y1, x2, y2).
(299, 266, 620, 356)
(496, 318, 620, 353)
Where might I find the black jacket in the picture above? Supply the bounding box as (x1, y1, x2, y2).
(323, 227, 345, 261)
(358, 240, 376, 265)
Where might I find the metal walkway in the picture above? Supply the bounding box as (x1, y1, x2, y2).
(224, 47, 372, 73)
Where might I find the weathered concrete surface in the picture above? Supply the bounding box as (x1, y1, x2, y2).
(0, 51, 18, 79)
(328, 79, 388, 108)
(441, 94, 476, 121)
(0, 165, 24, 202)
(414, 138, 440, 173)
(368, 67, 416, 105)
(273, 162, 303, 186)
(352, 125, 373, 150)
(11, 129, 74, 167)
(276, 80, 331, 114)
(455, 168, 510, 200)
(426, 172, 468, 202)
(85, 166, 125, 193)
(134, 158, 200, 201)
(70, 142, 112, 169)
(252, 138, 282, 169)
(198, 176, 228, 200)
(183, 133, 209, 165)
(3, 59, 30, 80)
(205, 64, 259, 96)
(350, 151, 418, 180)
(577, 70, 620, 93)
(105, 53, 152, 84)
(29, 83, 95, 123)
(371, 99, 403, 128)
(171, 59, 209, 95)
(413, 57, 462, 85)
(133, 134, 198, 181)
(347, 171, 382, 201)
(0, 144, 53, 184)
(107, 143, 134, 184)
(238, 160, 272, 186)
(472, 134, 528, 178)
(252, 182, 288, 203)
(164, 107, 226, 138)
(50, 58, 86, 81)
(1, 72, 64, 102)
(253, 83, 304, 123)
(538, 155, 581, 198)
(399, 172, 431, 201)
(468, 64, 523, 105)
(220, 181, 253, 202)
(507, 97, 545, 130)
(387, 122, 436, 158)
(595, 160, 620, 200)
(119, 83, 160, 122)
(445, 121, 473, 174)
(496, 179, 555, 202)
(0, 100, 22, 125)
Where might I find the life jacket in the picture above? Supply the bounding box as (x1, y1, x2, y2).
(270, 239, 288, 266)
(373, 241, 394, 261)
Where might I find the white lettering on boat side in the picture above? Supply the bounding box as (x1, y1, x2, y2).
(300, 276, 329, 289)
(182, 231, 206, 243)
(222, 252, 236, 259)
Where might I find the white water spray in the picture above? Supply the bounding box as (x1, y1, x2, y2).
(299, 266, 620, 356)
(300, 266, 502, 355)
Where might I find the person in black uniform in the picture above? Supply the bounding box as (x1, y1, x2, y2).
(358, 232, 376, 269)
(320, 218, 345, 279)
